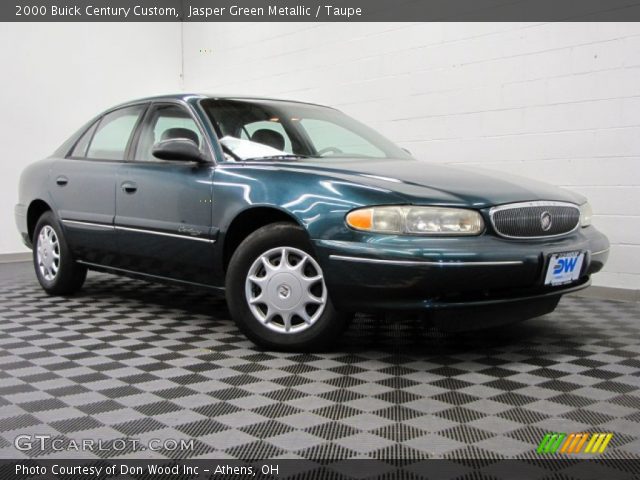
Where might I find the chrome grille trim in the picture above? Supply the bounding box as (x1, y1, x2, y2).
(489, 201, 581, 239)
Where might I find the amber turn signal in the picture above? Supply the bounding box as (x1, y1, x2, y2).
(346, 208, 373, 230)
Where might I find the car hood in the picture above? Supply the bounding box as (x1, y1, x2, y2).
(277, 158, 586, 208)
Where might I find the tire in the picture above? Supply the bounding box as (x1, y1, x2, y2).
(33, 211, 87, 295)
(226, 222, 347, 351)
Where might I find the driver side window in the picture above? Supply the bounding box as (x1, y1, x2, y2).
(134, 104, 203, 162)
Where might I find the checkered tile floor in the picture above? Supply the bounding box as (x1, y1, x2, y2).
(0, 262, 639, 460)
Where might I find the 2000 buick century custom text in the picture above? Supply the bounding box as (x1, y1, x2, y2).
(15, 94, 609, 349)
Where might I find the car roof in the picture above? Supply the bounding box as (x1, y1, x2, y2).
(116, 93, 333, 109)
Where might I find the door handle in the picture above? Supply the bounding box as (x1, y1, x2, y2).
(55, 176, 68, 186)
(121, 181, 138, 194)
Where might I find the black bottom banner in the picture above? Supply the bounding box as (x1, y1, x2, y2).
(2, 459, 640, 480)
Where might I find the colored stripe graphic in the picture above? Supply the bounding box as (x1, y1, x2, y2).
(538, 433, 613, 454)
(537, 433, 566, 453)
(562, 433, 577, 453)
(573, 433, 589, 453)
(584, 433, 613, 453)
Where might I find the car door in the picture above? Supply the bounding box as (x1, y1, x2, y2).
(50, 104, 146, 265)
(114, 102, 216, 285)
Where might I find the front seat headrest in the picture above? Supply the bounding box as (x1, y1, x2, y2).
(251, 129, 285, 151)
(160, 128, 200, 146)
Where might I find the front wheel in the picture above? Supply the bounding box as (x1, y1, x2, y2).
(33, 211, 87, 295)
(226, 223, 347, 351)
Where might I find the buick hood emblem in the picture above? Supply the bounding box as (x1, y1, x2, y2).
(540, 211, 552, 231)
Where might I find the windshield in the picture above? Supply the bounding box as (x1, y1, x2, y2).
(200, 99, 411, 161)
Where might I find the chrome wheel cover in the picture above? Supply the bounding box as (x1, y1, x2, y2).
(36, 225, 60, 282)
(245, 246, 327, 334)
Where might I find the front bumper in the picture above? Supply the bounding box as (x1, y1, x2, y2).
(313, 225, 609, 313)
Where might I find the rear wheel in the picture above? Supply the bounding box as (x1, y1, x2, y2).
(226, 222, 347, 351)
(33, 211, 87, 295)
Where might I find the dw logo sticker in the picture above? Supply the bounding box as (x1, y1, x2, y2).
(553, 256, 580, 275)
(537, 433, 613, 454)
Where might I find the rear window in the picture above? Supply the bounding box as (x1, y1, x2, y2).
(86, 105, 145, 160)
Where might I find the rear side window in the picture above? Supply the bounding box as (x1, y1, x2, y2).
(86, 105, 145, 160)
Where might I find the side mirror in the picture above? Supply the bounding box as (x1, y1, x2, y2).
(152, 139, 206, 163)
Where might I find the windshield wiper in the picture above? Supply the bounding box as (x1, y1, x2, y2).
(220, 143, 242, 162)
(243, 154, 310, 162)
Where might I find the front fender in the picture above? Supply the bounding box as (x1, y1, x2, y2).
(212, 164, 408, 240)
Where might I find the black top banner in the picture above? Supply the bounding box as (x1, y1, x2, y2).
(6, 0, 640, 22)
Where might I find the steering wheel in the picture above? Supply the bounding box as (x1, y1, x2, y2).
(317, 146, 344, 156)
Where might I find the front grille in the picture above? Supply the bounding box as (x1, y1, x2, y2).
(490, 202, 580, 238)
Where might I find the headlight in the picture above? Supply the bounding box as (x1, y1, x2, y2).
(346, 206, 484, 235)
(580, 202, 592, 227)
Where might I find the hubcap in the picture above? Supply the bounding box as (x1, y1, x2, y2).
(245, 246, 327, 334)
(36, 225, 60, 282)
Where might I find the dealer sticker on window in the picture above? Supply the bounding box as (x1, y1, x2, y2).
(544, 251, 585, 286)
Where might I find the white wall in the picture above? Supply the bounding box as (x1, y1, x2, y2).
(183, 22, 640, 290)
(3, 23, 639, 290)
(0, 23, 182, 255)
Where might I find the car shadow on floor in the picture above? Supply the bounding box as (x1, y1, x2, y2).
(67, 273, 571, 356)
